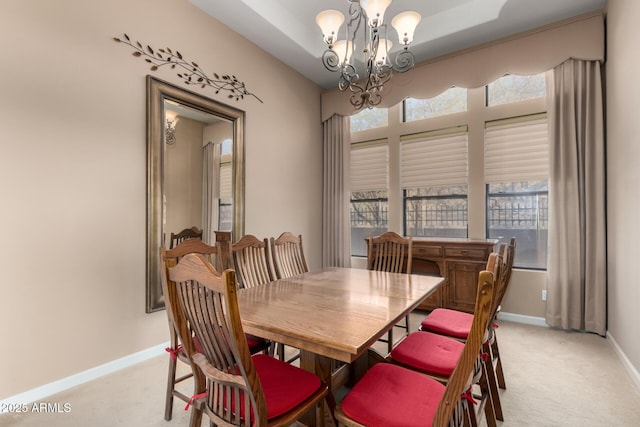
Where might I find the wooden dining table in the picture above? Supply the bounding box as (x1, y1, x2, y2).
(236, 266, 444, 423)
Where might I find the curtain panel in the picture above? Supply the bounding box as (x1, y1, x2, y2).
(546, 59, 606, 336)
(202, 142, 221, 245)
(322, 114, 351, 268)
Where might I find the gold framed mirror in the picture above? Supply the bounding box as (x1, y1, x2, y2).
(146, 76, 245, 312)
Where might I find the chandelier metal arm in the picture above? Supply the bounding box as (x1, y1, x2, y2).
(393, 48, 416, 73)
(321, 49, 342, 72)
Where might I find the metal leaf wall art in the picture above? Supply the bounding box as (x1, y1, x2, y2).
(114, 33, 263, 103)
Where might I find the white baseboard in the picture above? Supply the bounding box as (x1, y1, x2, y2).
(497, 311, 549, 327)
(606, 332, 640, 393)
(0, 341, 169, 413)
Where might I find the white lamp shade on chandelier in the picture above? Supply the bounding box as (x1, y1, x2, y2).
(360, 0, 392, 27)
(371, 39, 393, 64)
(316, 0, 421, 110)
(391, 11, 421, 45)
(333, 40, 355, 64)
(316, 9, 345, 44)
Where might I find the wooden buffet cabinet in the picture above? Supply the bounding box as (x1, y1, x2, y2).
(410, 238, 498, 313)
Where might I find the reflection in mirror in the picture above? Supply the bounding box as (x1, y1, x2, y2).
(147, 76, 245, 312)
(163, 100, 233, 243)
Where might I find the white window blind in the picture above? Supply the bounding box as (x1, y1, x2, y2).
(400, 128, 468, 189)
(219, 161, 232, 199)
(350, 140, 388, 191)
(484, 114, 548, 184)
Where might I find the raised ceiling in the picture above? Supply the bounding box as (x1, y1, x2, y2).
(190, 0, 605, 89)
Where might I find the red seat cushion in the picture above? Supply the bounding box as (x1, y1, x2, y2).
(342, 363, 445, 427)
(245, 333, 268, 351)
(391, 332, 464, 376)
(194, 335, 264, 355)
(253, 354, 322, 419)
(191, 335, 268, 360)
(420, 308, 473, 339)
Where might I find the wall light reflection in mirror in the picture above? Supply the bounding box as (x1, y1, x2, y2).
(165, 109, 178, 145)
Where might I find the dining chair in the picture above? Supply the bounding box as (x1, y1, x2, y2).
(269, 232, 308, 363)
(489, 237, 516, 390)
(169, 226, 203, 249)
(168, 253, 331, 427)
(160, 238, 270, 421)
(231, 234, 281, 359)
(334, 265, 496, 427)
(366, 231, 413, 354)
(388, 251, 504, 427)
(418, 238, 516, 420)
(270, 232, 308, 279)
(232, 234, 276, 289)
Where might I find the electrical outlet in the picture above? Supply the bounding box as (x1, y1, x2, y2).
(541, 289, 547, 301)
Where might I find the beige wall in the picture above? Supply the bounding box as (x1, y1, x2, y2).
(501, 269, 547, 317)
(605, 0, 640, 374)
(0, 0, 321, 399)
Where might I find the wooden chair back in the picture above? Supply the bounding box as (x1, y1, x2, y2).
(160, 239, 219, 357)
(432, 263, 496, 426)
(159, 238, 221, 421)
(487, 246, 505, 319)
(489, 238, 515, 394)
(270, 232, 309, 279)
(168, 253, 268, 426)
(366, 231, 413, 352)
(495, 237, 516, 311)
(169, 226, 203, 249)
(232, 234, 275, 289)
(366, 231, 413, 274)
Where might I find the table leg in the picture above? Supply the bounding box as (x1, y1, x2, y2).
(300, 350, 337, 427)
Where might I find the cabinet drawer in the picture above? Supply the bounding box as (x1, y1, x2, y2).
(444, 247, 487, 259)
(413, 245, 443, 258)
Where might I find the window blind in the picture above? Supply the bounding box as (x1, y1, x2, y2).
(484, 114, 548, 184)
(350, 140, 388, 191)
(219, 161, 232, 199)
(400, 128, 468, 189)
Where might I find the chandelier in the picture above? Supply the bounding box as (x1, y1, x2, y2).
(316, 0, 421, 110)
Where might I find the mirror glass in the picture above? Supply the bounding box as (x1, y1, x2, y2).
(146, 76, 245, 312)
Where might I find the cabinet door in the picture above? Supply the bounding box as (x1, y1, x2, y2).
(418, 286, 442, 311)
(412, 257, 444, 311)
(446, 261, 486, 313)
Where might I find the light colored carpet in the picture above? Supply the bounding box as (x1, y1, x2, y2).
(479, 320, 640, 427)
(2, 315, 640, 426)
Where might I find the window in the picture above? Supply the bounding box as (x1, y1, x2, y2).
(346, 76, 548, 269)
(485, 115, 549, 269)
(218, 139, 233, 231)
(404, 187, 468, 237)
(350, 140, 388, 256)
(401, 129, 468, 237)
(486, 73, 546, 106)
(404, 87, 467, 122)
(350, 107, 388, 132)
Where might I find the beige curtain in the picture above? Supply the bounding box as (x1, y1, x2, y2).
(322, 114, 351, 267)
(202, 142, 221, 245)
(546, 59, 606, 336)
